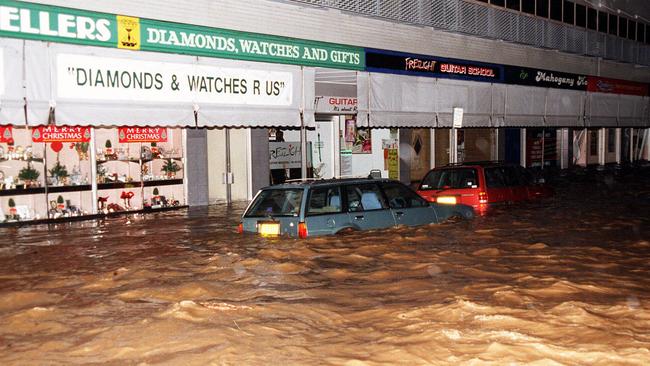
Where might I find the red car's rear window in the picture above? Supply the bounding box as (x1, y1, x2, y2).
(420, 168, 479, 190)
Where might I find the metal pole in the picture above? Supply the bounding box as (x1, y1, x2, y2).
(450, 128, 457, 164)
(225, 128, 232, 205)
(89, 127, 98, 214)
(300, 112, 307, 179)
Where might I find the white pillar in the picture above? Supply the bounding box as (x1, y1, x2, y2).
(450, 128, 458, 164)
(430, 128, 436, 168)
(559, 128, 569, 170)
(615, 128, 621, 164)
(598, 128, 606, 167)
(520, 128, 526, 167)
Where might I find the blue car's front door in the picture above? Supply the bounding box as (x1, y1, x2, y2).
(303, 185, 351, 236)
(343, 183, 395, 230)
(380, 181, 439, 226)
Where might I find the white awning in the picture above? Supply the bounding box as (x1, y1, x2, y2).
(196, 55, 304, 128)
(0, 38, 26, 125)
(586, 92, 618, 127)
(368, 73, 436, 128)
(356, 71, 369, 127)
(26, 41, 196, 127)
(501, 85, 546, 127)
(617, 95, 647, 127)
(23, 41, 309, 128)
(545, 89, 584, 127)
(437, 79, 492, 128)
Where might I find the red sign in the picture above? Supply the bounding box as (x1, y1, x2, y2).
(587, 76, 649, 96)
(32, 126, 91, 143)
(0, 126, 13, 144)
(118, 127, 168, 143)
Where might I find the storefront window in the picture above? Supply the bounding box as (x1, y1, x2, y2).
(95, 127, 185, 213)
(1, 125, 186, 224)
(0, 126, 46, 222)
(40, 126, 93, 219)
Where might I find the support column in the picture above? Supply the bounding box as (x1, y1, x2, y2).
(430, 128, 436, 168)
(450, 128, 458, 164)
(520, 128, 526, 167)
(249, 128, 270, 198)
(598, 128, 606, 168)
(615, 128, 621, 165)
(558, 129, 569, 170)
(399, 128, 412, 184)
(186, 128, 209, 206)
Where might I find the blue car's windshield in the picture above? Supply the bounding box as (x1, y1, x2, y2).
(245, 189, 304, 217)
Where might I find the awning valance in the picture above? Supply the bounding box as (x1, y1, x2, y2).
(0, 38, 26, 125)
(23, 41, 310, 128)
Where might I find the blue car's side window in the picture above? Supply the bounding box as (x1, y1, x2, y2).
(344, 184, 387, 212)
(307, 186, 342, 215)
(381, 182, 428, 209)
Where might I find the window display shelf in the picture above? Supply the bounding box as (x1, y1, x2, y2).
(47, 185, 92, 193)
(0, 158, 44, 163)
(0, 187, 46, 196)
(143, 179, 183, 187)
(96, 157, 183, 164)
(96, 179, 183, 190)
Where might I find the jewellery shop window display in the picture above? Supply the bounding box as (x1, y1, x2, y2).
(0, 125, 47, 222)
(95, 127, 184, 213)
(40, 126, 94, 219)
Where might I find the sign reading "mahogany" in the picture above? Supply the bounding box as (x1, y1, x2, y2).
(365, 49, 503, 81)
(32, 126, 91, 142)
(118, 127, 168, 143)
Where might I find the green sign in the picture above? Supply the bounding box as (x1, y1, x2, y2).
(0, 0, 365, 70)
(0, 0, 116, 46)
(140, 19, 364, 69)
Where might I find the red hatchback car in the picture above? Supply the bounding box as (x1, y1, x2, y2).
(416, 162, 553, 213)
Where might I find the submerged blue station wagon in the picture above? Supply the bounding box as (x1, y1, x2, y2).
(238, 178, 474, 238)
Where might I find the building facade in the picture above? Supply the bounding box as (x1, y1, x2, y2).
(0, 0, 648, 224)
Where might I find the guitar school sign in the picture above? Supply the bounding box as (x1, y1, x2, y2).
(365, 49, 503, 82)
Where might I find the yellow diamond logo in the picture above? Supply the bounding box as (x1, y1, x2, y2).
(117, 15, 140, 50)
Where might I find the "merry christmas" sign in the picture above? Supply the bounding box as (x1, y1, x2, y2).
(118, 127, 168, 143)
(32, 126, 91, 142)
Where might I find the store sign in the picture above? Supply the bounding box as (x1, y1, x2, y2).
(269, 141, 302, 169)
(57, 53, 293, 106)
(0, 1, 116, 46)
(0, 125, 12, 143)
(0, 1, 363, 70)
(118, 127, 168, 143)
(587, 76, 649, 96)
(504, 66, 587, 91)
(141, 19, 364, 70)
(31, 126, 91, 142)
(315, 96, 358, 113)
(365, 49, 503, 82)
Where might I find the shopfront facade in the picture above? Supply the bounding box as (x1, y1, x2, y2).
(0, 0, 364, 223)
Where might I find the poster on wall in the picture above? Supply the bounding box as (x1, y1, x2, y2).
(387, 149, 399, 180)
(344, 119, 371, 154)
(0, 126, 13, 143)
(269, 141, 312, 169)
(118, 127, 168, 143)
(31, 126, 91, 142)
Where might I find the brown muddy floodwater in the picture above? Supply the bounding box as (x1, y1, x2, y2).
(1, 170, 650, 365)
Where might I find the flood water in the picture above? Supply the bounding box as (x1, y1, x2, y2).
(1, 169, 649, 365)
